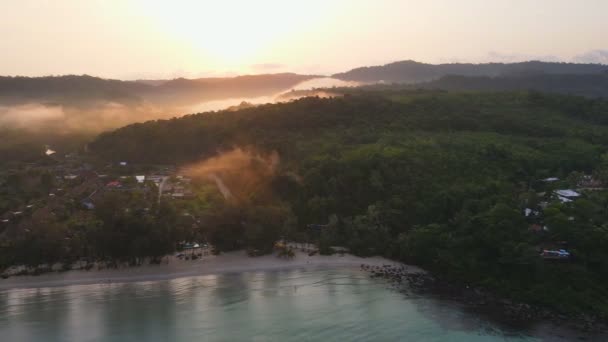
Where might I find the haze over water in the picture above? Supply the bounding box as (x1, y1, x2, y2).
(0, 268, 599, 341)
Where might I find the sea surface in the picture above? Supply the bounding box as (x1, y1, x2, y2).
(0, 268, 603, 341)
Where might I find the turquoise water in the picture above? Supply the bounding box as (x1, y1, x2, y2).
(0, 268, 600, 341)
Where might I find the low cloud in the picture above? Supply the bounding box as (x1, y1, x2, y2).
(0, 101, 171, 135)
(0, 75, 345, 139)
(572, 50, 608, 64)
(478, 50, 608, 65)
(484, 51, 561, 63)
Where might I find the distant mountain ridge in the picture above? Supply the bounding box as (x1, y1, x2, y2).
(4, 60, 608, 104)
(0, 73, 318, 106)
(333, 60, 608, 83)
(413, 73, 608, 98)
(3, 60, 608, 117)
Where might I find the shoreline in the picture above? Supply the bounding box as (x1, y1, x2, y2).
(362, 263, 608, 334)
(2, 250, 606, 337)
(0, 250, 416, 291)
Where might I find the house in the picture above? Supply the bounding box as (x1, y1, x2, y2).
(79, 170, 99, 181)
(555, 189, 581, 198)
(554, 189, 581, 203)
(147, 175, 164, 186)
(541, 249, 570, 260)
(307, 224, 328, 230)
(331, 246, 349, 253)
(529, 224, 548, 233)
(524, 208, 540, 217)
(81, 200, 95, 210)
(578, 175, 603, 188)
(180, 242, 200, 250)
(106, 181, 121, 188)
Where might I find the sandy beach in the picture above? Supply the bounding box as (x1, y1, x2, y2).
(0, 250, 420, 290)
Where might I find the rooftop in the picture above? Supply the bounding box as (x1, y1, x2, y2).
(555, 189, 581, 198)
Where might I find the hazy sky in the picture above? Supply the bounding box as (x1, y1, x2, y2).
(1, 0, 607, 79)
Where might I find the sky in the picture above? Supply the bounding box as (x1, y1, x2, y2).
(0, 0, 607, 79)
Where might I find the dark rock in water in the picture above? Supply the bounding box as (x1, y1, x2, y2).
(359, 263, 607, 335)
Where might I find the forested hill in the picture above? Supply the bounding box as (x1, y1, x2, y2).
(90, 90, 608, 165)
(333, 60, 608, 83)
(59, 91, 608, 315)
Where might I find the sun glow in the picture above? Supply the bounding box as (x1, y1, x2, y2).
(137, 0, 330, 71)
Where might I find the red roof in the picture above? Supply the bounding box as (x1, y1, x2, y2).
(106, 181, 121, 187)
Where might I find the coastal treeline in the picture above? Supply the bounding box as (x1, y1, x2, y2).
(3, 90, 608, 317)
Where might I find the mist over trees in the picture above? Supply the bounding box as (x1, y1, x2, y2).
(0, 73, 317, 162)
(0, 73, 316, 135)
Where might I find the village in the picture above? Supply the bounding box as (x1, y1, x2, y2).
(524, 174, 606, 261)
(0, 148, 313, 275)
(0, 150, 201, 248)
(2, 146, 608, 274)
(1, 159, 195, 219)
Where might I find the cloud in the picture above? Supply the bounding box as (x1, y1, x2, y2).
(479, 50, 608, 65)
(250, 63, 286, 71)
(484, 51, 561, 63)
(572, 50, 608, 64)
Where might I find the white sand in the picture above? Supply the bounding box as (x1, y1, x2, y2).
(0, 250, 421, 290)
